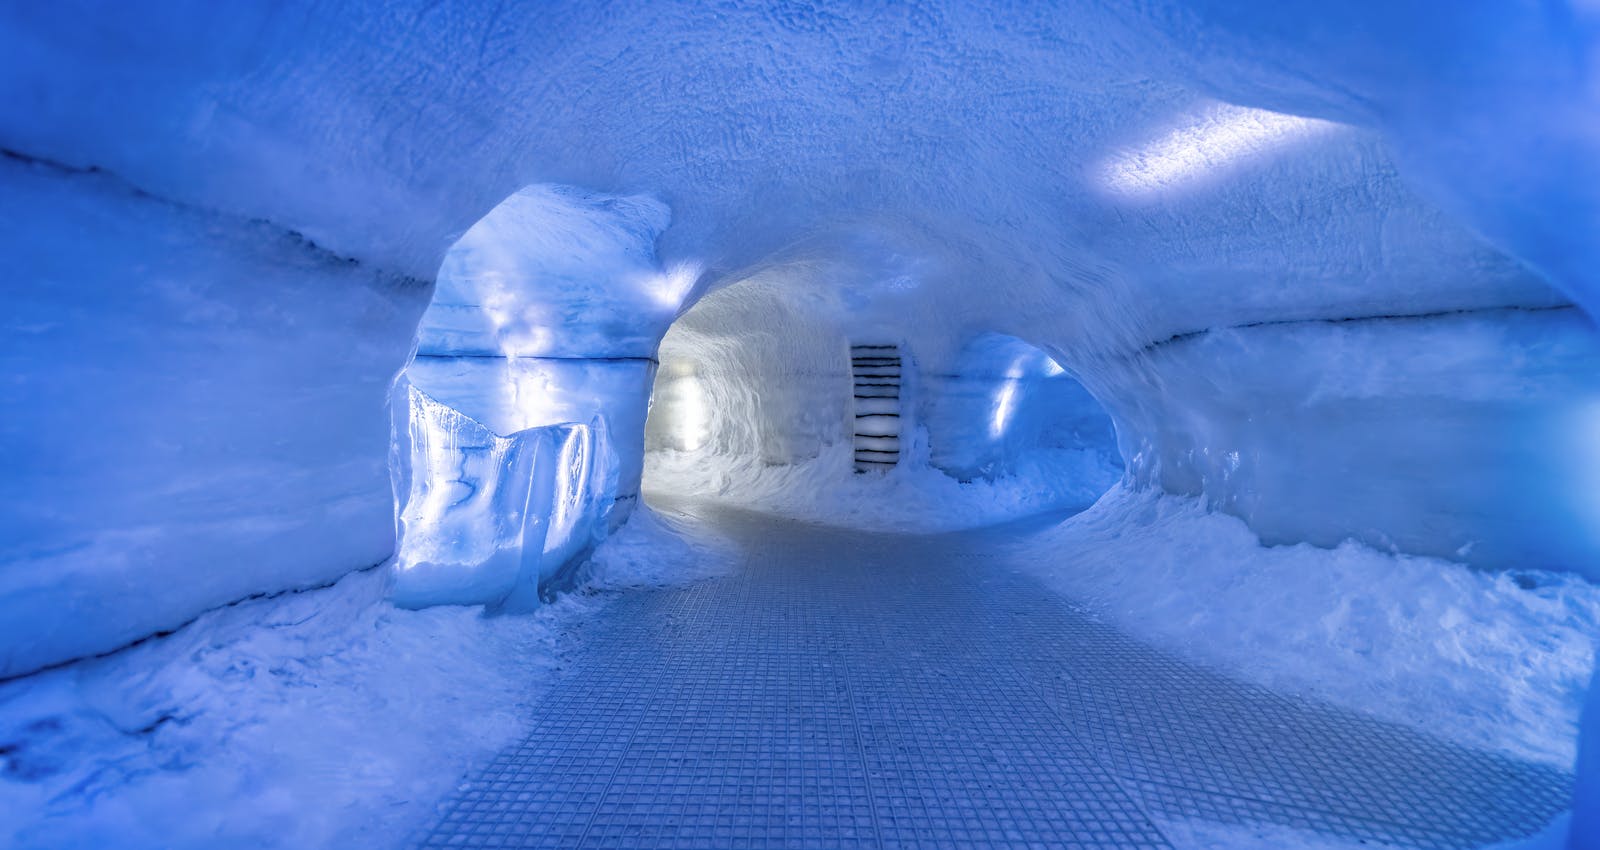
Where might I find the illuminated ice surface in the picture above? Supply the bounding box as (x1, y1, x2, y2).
(389, 385, 611, 611)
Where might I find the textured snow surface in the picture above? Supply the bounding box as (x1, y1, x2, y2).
(642, 276, 1125, 530)
(1016, 486, 1600, 770)
(648, 442, 1119, 533)
(0, 506, 729, 850)
(419, 185, 683, 361)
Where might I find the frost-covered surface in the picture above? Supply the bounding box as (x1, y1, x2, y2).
(0, 569, 568, 850)
(1104, 304, 1600, 573)
(0, 506, 732, 850)
(408, 185, 689, 502)
(1012, 485, 1600, 769)
(923, 333, 1122, 483)
(419, 185, 685, 361)
(643, 279, 1125, 532)
(580, 502, 737, 589)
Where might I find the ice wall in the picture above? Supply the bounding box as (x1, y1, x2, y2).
(0, 156, 427, 680)
(1102, 307, 1600, 571)
(390, 186, 693, 603)
(3, 0, 1589, 583)
(924, 334, 1121, 486)
(647, 274, 853, 471)
(408, 185, 687, 504)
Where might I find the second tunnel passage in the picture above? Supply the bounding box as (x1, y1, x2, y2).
(415, 500, 1570, 849)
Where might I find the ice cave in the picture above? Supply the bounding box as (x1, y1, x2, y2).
(2, 2, 1600, 849)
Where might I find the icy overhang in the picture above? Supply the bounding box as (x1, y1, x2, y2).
(418, 185, 689, 361)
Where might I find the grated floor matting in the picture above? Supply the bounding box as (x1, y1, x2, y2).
(414, 504, 1570, 849)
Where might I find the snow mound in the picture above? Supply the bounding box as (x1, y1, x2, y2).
(0, 509, 733, 850)
(1017, 485, 1600, 769)
(647, 440, 1120, 533)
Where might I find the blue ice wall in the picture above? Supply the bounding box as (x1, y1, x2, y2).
(406, 185, 689, 505)
(0, 155, 428, 680)
(388, 385, 614, 610)
(924, 335, 1121, 487)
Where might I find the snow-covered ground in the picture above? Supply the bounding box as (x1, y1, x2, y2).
(0, 506, 732, 850)
(646, 440, 1121, 533)
(1009, 484, 1600, 770)
(653, 438, 1600, 770)
(3, 446, 1590, 849)
(657, 435, 1600, 775)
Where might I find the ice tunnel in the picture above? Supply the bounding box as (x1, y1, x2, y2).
(2, 2, 1600, 849)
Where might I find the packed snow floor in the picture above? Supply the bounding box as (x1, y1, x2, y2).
(1014, 485, 1600, 771)
(645, 440, 1121, 533)
(2, 477, 1593, 849)
(415, 498, 1573, 849)
(651, 448, 1600, 771)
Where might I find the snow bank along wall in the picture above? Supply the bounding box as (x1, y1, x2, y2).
(2, 1, 1599, 842)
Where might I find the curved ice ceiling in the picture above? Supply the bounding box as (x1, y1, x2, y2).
(1, 0, 1597, 676)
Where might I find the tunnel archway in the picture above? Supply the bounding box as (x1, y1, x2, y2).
(923, 333, 1121, 502)
(641, 281, 1125, 529)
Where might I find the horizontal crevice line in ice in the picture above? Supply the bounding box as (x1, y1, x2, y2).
(1131, 302, 1579, 356)
(0, 553, 392, 686)
(0, 147, 427, 288)
(413, 353, 660, 364)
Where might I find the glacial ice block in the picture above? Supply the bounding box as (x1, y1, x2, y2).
(389, 385, 610, 610)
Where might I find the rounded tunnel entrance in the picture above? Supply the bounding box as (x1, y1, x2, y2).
(641, 281, 1125, 529)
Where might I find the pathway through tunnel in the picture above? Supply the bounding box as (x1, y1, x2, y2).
(412, 497, 1569, 850)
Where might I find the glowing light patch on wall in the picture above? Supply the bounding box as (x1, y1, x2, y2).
(991, 381, 1020, 438)
(542, 424, 593, 565)
(673, 377, 712, 452)
(641, 261, 704, 311)
(1099, 102, 1341, 198)
(1561, 401, 1600, 555)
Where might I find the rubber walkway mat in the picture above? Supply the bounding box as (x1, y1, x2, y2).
(413, 506, 1570, 849)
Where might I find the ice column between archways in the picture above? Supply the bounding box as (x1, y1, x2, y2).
(392, 185, 697, 609)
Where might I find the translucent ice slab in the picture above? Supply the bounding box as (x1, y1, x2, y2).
(389, 385, 615, 610)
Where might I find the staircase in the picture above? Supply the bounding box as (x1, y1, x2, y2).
(851, 344, 902, 472)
